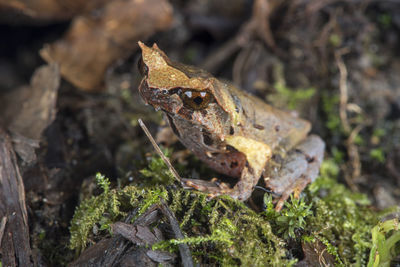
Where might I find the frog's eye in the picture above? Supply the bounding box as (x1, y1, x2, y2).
(181, 90, 212, 110)
(138, 56, 148, 76)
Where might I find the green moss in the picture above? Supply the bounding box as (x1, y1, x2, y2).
(269, 81, 316, 110)
(368, 218, 400, 267)
(304, 161, 375, 266)
(140, 147, 176, 185)
(70, 157, 398, 265)
(378, 13, 392, 28)
(69, 174, 123, 252)
(70, 178, 291, 265)
(322, 92, 342, 132)
(369, 148, 385, 163)
(260, 159, 397, 266)
(264, 194, 312, 239)
(153, 194, 293, 266)
(329, 33, 342, 47)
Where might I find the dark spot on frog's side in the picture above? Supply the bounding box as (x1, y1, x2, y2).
(230, 161, 238, 168)
(229, 126, 234, 135)
(254, 124, 264, 130)
(202, 150, 246, 178)
(202, 130, 214, 146)
(306, 155, 315, 163)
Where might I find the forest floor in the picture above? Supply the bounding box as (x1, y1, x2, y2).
(0, 0, 400, 266)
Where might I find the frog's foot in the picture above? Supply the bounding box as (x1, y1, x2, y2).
(264, 135, 325, 212)
(273, 175, 313, 212)
(181, 178, 235, 199)
(182, 164, 261, 201)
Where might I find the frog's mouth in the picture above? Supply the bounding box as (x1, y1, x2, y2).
(139, 80, 201, 122)
(139, 80, 183, 112)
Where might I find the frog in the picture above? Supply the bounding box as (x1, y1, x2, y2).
(137, 42, 325, 211)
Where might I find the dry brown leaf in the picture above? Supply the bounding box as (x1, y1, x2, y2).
(0, 64, 59, 163)
(0, 0, 107, 21)
(40, 0, 173, 92)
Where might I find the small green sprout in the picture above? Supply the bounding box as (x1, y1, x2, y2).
(369, 148, 385, 163)
(329, 33, 342, 47)
(272, 82, 316, 110)
(264, 194, 313, 239)
(367, 218, 400, 267)
(140, 147, 176, 185)
(95, 173, 110, 193)
(378, 14, 392, 28)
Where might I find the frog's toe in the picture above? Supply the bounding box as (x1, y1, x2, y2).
(181, 178, 232, 196)
(274, 175, 312, 211)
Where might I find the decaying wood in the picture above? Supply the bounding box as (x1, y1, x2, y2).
(0, 216, 6, 247)
(70, 201, 196, 266)
(0, 129, 33, 267)
(70, 205, 176, 266)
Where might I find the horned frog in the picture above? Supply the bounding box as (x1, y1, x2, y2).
(137, 42, 325, 211)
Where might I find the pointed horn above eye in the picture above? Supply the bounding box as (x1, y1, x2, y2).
(138, 41, 148, 50)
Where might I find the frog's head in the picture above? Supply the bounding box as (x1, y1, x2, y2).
(138, 42, 238, 141)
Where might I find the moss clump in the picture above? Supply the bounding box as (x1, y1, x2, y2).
(140, 147, 176, 185)
(264, 194, 313, 239)
(153, 193, 293, 266)
(304, 165, 377, 266)
(69, 173, 168, 253)
(70, 155, 399, 265)
(271, 81, 316, 110)
(70, 175, 292, 265)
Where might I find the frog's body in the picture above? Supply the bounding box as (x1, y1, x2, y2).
(138, 42, 325, 211)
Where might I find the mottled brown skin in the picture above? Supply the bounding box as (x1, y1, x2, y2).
(138, 42, 325, 211)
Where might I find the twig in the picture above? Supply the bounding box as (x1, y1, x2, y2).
(335, 49, 365, 192)
(138, 119, 182, 183)
(0, 216, 7, 247)
(345, 124, 363, 192)
(201, 0, 283, 72)
(335, 48, 351, 134)
(159, 199, 194, 267)
(201, 38, 241, 73)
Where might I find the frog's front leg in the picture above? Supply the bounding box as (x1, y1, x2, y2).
(181, 164, 265, 201)
(182, 136, 271, 201)
(264, 135, 325, 211)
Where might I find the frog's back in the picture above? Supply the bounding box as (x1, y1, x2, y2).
(224, 82, 311, 152)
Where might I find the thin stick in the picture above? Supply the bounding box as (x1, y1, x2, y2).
(138, 119, 182, 183)
(335, 48, 351, 133)
(0, 216, 7, 247)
